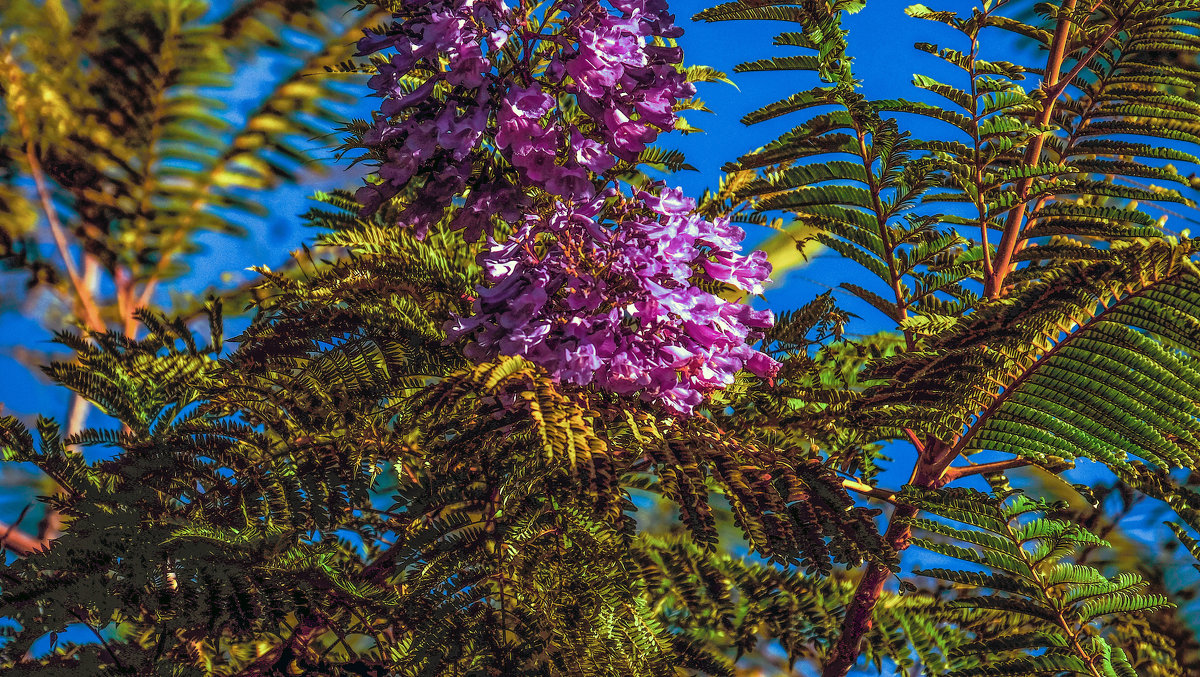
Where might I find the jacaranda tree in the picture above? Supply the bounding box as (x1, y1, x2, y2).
(2, 0, 1200, 675)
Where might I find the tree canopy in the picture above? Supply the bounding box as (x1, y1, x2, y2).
(2, 0, 1200, 675)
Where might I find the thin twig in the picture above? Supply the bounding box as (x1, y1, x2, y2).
(2, 52, 106, 333)
(986, 0, 1084, 298)
(942, 458, 1033, 482)
(69, 610, 125, 672)
(0, 505, 43, 557)
(842, 479, 897, 504)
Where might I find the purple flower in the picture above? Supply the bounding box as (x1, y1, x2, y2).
(356, 0, 778, 413)
(560, 341, 604, 385)
(378, 149, 420, 186)
(511, 135, 560, 183)
(357, 0, 698, 226)
(355, 184, 391, 215)
(506, 84, 556, 119)
(380, 79, 439, 115)
(571, 129, 616, 173)
(488, 28, 510, 50)
(633, 92, 676, 129)
(640, 186, 693, 215)
(356, 27, 397, 56)
(498, 321, 553, 356)
(453, 181, 526, 240)
(746, 351, 780, 378)
(436, 107, 486, 160)
(603, 109, 656, 159)
(660, 387, 703, 414)
(500, 287, 549, 329)
(703, 250, 773, 295)
(449, 183, 778, 415)
(608, 0, 671, 15)
(544, 165, 595, 199)
(567, 23, 644, 97)
(446, 54, 490, 87)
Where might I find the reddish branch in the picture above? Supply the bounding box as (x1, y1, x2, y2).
(0, 519, 48, 557)
(822, 445, 956, 677)
(942, 458, 1033, 482)
(3, 55, 106, 333)
(985, 0, 1080, 298)
(822, 499, 920, 675)
(986, 2, 1121, 298)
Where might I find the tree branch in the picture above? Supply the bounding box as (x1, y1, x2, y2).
(22, 146, 105, 333)
(0, 517, 48, 557)
(942, 458, 1034, 482)
(2, 52, 107, 333)
(1045, 22, 1123, 101)
(821, 498, 922, 677)
(986, 0, 1089, 298)
(842, 479, 897, 504)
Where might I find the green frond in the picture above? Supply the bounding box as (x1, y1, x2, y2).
(903, 487, 1172, 675)
(865, 241, 1200, 477)
(734, 55, 824, 74)
(740, 88, 840, 126)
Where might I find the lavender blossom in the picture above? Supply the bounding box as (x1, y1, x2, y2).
(356, 0, 778, 414)
(446, 186, 779, 414)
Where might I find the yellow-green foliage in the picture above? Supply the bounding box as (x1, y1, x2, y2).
(3, 1, 1200, 676)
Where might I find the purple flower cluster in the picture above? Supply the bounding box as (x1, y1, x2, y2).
(354, 0, 515, 238)
(448, 186, 778, 414)
(493, 0, 695, 201)
(355, 0, 695, 236)
(355, 0, 779, 414)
